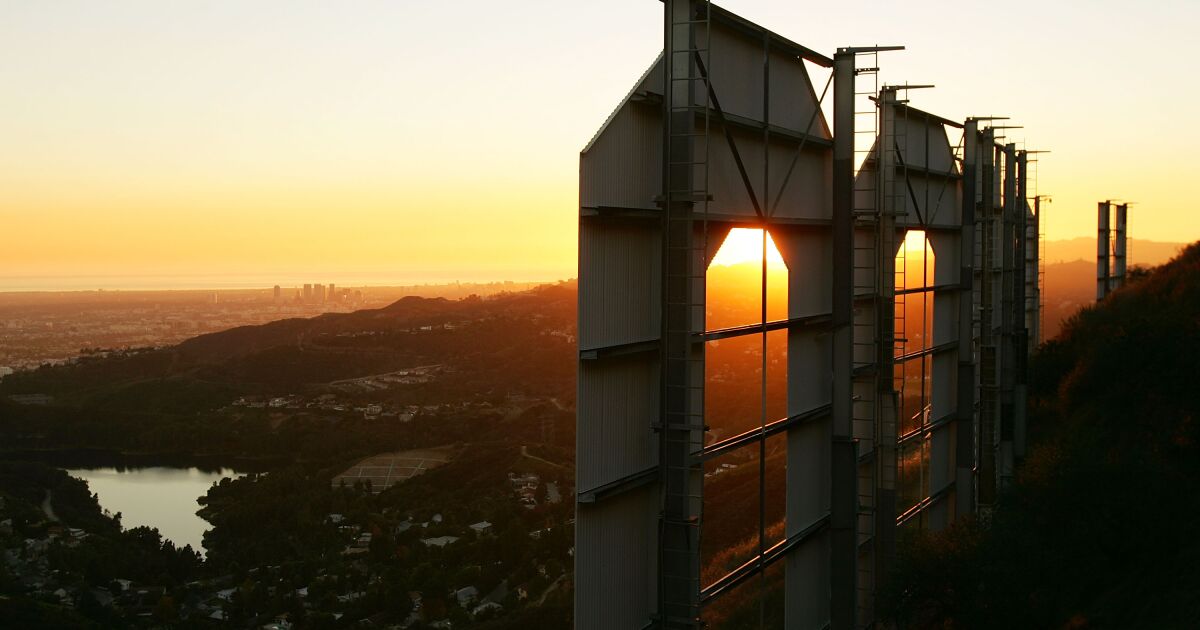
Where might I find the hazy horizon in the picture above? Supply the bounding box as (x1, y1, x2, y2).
(0, 272, 568, 294)
(1, 234, 1186, 294)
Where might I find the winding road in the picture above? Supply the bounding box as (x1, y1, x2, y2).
(41, 490, 59, 522)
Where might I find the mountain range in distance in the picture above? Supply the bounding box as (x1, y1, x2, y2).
(1043, 237, 1182, 266)
(1041, 238, 1184, 340)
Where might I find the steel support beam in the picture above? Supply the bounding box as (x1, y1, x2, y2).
(703, 515, 831, 604)
(875, 86, 902, 561)
(955, 119, 979, 519)
(998, 142, 1017, 488)
(1031, 197, 1042, 348)
(1097, 201, 1111, 301)
(658, 1, 703, 627)
(1013, 151, 1028, 461)
(827, 48, 857, 630)
(1114, 203, 1127, 291)
(693, 53, 763, 216)
(977, 129, 998, 511)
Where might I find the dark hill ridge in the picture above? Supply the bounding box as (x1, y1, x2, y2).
(884, 242, 1200, 629)
(0, 281, 577, 462)
(1, 281, 577, 406)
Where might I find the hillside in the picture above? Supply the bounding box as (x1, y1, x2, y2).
(1, 283, 580, 628)
(883, 242, 1200, 629)
(0, 282, 577, 462)
(1038, 237, 1184, 341)
(1042, 259, 1095, 340)
(1043, 237, 1183, 266)
(3, 282, 574, 401)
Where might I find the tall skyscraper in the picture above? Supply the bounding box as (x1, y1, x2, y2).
(314, 283, 325, 303)
(328, 283, 336, 302)
(303, 283, 313, 303)
(273, 285, 282, 304)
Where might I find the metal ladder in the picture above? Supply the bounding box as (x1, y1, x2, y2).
(976, 139, 1000, 514)
(1037, 196, 1045, 348)
(658, 1, 710, 627)
(849, 52, 880, 627)
(882, 87, 911, 521)
(851, 51, 879, 437)
(894, 237, 908, 410)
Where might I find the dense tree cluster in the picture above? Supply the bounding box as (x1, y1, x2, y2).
(0, 461, 204, 627)
(0, 283, 579, 627)
(883, 242, 1200, 628)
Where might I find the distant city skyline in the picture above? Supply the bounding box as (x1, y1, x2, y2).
(1, 233, 1182, 293)
(0, 272, 563, 293)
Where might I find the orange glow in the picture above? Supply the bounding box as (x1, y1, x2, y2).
(706, 228, 789, 330)
(4, 4, 1196, 289)
(900, 230, 936, 288)
(903, 229, 926, 254)
(709, 228, 787, 269)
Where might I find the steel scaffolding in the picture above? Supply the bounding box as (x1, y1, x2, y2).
(1097, 200, 1130, 302)
(576, 2, 1043, 627)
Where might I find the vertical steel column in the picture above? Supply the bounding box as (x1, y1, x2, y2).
(830, 48, 859, 628)
(997, 143, 1017, 488)
(1031, 198, 1042, 348)
(955, 120, 979, 519)
(1013, 151, 1028, 461)
(977, 130, 997, 510)
(1114, 203, 1127, 291)
(1096, 202, 1110, 302)
(830, 48, 858, 630)
(872, 88, 900, 613)
(659, 1, 702, 626)
(758, 32, 770, 630)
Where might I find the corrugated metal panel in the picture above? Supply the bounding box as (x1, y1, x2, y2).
(582, 54, 663, 155)
(785, 513, 831, 629)
(704, 28, 830, 140)
(577, 357, 659, 492)
(578, 55, 664, 629)
(928, 421, 954, 530)
(705, 125, 831, 220)
(768, 145, 832, 221)
(705, 27, 764, 124)
(575, 485, 658, 630)
(580, 104, 662, 212)
(768, 48, 831, 140)
(901, 116, 957, 175)
(777, 229, 833, 318)
(575, 11, 852, 630)
(891, 115, 961, 229)
(780, 227, 834, 629)
(577, 220, 659, 350)
(929, 231, 958, 286)
(931, 349, 956, 421)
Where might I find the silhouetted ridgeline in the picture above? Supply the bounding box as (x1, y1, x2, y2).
(883, 242, 1200, 628)
(0, 283, 576, 462)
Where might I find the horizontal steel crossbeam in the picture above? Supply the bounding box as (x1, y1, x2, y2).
(700, 514, 831, 603)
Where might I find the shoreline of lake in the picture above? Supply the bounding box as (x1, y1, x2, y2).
(65, 465, 247, 556)
(2, 447, 283, 474)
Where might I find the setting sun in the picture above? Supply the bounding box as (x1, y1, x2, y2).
(709, 228, 787, 269)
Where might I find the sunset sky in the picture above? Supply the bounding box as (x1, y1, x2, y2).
(2, 0, 1196, 290)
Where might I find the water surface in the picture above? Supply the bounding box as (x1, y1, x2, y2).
(67, 466, 243, 555)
